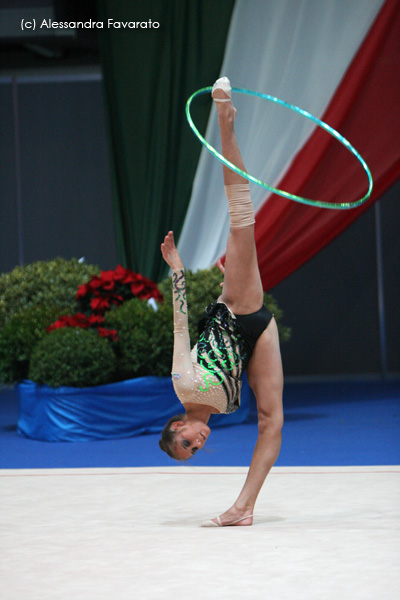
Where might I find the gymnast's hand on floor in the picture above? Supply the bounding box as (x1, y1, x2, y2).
(161, 231, 184, 271)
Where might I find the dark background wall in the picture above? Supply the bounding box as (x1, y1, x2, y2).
(0, 73, 118, 272)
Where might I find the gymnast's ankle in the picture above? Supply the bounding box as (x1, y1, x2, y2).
(212, 88, 236, 122)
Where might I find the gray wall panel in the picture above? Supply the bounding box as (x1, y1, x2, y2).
(17, 77, 117, 269)
(381, 180, 400, 373)
(0, 82, 20, 273)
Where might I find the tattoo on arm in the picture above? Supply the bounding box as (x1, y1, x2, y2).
(172, 270, 187, 314)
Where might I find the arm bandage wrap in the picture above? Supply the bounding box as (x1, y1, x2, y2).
(225, 183, 255, 228)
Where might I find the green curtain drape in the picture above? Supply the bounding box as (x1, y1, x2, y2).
(97, 0, 235, 282)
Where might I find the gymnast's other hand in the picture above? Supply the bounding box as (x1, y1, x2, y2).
(161, 231, 184, 271)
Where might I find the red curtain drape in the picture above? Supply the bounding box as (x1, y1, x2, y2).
(253, 0, 400, 290)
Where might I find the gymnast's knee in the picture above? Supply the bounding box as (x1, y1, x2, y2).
(251, 384, 284, 434)
(257, 408, 284, 436)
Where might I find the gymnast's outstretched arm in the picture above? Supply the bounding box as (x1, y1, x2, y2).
(160, 232, 195, 397)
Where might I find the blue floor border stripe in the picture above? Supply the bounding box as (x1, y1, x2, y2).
(1, 379, 399, 469)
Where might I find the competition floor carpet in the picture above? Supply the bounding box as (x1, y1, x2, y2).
(1, 380, 399, 599)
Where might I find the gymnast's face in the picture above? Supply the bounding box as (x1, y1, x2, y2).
(171, 420, 210, 460)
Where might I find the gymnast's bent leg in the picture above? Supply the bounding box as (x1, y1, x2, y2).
(207, 79, 284, 527)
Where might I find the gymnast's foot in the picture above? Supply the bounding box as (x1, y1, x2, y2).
(212, 76, 237, 123)
(202, 504, 254, 527)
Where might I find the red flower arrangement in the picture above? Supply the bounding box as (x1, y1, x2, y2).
(75, 264, 163, 315)
(47, 265, 163, 341)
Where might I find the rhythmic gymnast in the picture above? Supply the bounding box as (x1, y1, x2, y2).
(160, 77, 284, 527)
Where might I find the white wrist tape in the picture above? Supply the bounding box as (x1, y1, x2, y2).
(224, 183, 255, 228)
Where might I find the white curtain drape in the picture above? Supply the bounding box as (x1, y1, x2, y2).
(178, 0, 384, 269)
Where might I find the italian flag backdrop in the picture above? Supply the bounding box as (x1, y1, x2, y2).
(99, 0, 400, 288)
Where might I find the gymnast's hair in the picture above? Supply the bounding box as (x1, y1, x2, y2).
(159, 414, 186, 461)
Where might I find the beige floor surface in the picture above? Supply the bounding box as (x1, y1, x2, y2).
(0, 466, 399, 600)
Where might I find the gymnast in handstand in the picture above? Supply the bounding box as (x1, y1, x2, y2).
(159, 77, 284, 527)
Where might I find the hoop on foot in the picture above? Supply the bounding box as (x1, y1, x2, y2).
(186, 86, 373, 210)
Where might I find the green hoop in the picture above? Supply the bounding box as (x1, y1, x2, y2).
(186, 86, 373, 210)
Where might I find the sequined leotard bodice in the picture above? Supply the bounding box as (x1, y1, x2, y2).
(171, 269, 249, 414)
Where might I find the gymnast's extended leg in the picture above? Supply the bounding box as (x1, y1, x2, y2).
(208, 79, 284, 527)
(212, 83, 263, 316)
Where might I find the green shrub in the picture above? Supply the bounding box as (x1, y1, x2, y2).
(0, 304, 72, 384)
(158, 266, 291, 344)
(28, 328, 116, 387)
(0, 258, 99, 327)
(105, 298, 173, 378)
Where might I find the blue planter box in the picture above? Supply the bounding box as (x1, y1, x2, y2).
(17, 375, 256, 442)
